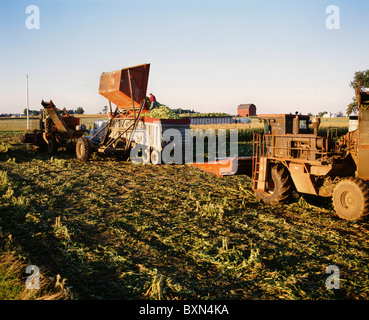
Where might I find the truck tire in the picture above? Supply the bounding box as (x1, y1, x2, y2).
(254, 164, 293, 205)
(332, 178, 369, 221)
(47, 137, 58, 155)
(76, 137, 91, 162)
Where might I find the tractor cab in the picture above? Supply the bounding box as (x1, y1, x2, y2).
(254, 113, 329, 162)
(258, 113, 310, 136)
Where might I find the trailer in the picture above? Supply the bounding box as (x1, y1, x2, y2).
(86, 115, 191, 164)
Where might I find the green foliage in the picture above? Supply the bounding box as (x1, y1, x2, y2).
(347, 69, 369, 115)
(350, 70, 369, 89)
(75, 107, 84, 115)
(144, 106, 180, 119)
(23, 109, 41, 116)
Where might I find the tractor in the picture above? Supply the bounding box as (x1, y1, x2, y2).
(21, 100, 85, 154)
(252, 86, 369, 221)
(193, 85, 369, 221)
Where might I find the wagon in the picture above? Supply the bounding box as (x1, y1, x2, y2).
(85, 116, 191, 164)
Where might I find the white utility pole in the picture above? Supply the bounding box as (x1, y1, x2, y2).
(26, 74, 30, 131)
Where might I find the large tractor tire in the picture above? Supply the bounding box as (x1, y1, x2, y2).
(254, 164, 294, 205)
(332, 178, 369, 221)
(76, 137, 91, 162)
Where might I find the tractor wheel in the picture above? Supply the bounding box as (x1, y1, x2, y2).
(47, 137, 58, 155)
(332, 178, 369, 221)
(76, 137, 91, 162)
(114, 138, 126, 149)
(254, 164, 293, 205)
(114, 138, 129, 160)
(150, 149, 161, 165)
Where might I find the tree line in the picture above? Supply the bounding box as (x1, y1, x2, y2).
(21, 107, 85, 116)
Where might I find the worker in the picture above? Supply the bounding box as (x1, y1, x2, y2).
(149, 93, 158, 111)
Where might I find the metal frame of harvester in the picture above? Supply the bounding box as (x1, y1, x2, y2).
(75, 64, 151, 162)
(75, 63, 191, 164)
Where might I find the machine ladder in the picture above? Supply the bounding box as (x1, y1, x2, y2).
(252, 133, 268, 192)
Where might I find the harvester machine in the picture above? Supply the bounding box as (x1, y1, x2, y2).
(193, 85, 369, 221)
(75, 63, 151, 162)
(21, 100, 85, 154)
(76, 63, 191, 164)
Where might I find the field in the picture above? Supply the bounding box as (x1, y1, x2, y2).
(0, 114, 108, 132)
(1, 118, 369, 300)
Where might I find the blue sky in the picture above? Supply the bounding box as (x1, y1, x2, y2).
(1, 0, 369, 115)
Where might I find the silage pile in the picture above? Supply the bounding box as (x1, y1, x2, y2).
(144, 106, 180, 119)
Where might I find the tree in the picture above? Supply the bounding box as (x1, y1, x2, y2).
(75, 107, 84, 114)
(102, 106, 108, 114)
(347, 70, 369, 116)
(23, 108, 40, 116)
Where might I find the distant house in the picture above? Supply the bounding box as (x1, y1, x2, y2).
(323, 112, 339, 118)
(238, 104, 256, 117)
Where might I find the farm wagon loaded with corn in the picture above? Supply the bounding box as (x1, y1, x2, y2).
(76, 64, 191, 164)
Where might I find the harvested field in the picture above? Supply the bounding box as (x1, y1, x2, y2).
(0, 115, 108, 132)
(1, 130, 369, 300)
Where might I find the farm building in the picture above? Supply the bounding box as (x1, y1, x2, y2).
(238, 104, 256, 117)
(185, 116, 235, 125)
(322, 112, 340, 118)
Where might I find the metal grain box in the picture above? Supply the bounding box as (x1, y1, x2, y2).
(99, 64, 150, 110)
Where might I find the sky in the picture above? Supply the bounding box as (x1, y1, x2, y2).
(0, 0, 369, 115)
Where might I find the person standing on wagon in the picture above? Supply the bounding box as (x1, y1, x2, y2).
(149, 93, 158, 111)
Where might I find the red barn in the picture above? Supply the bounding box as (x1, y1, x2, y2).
(238, 104, 256, 117)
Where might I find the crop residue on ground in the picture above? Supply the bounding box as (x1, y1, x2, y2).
(1, 132, 369, 300)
